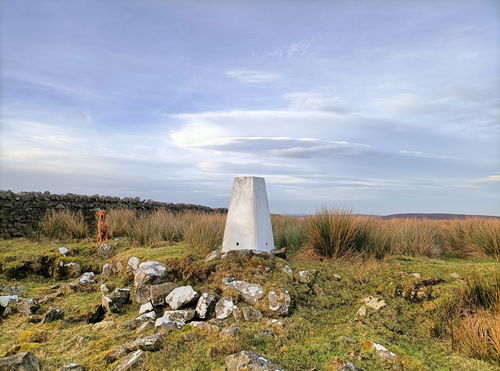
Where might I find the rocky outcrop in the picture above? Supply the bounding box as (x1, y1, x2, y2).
(0, 352, 40, 371)
(225, 350, 284, 371)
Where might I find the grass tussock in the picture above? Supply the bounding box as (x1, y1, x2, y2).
(128, 209, 189, 246)
(40, 210, 88, 239)
(434, 273, 500, 363)
(442, 218, 500, 259)
(271, 215, 307, 252)
(388, 218, 442, 257)
(305, 208, 365, 259)
(107, 208, 136, 237)
(184, 213, 226, 255)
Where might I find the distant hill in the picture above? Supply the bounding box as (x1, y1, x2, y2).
(381, 213, 500, 220)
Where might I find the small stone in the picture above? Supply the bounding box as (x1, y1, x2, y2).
(0, 352, 40, 371)
(268, 288, 291, 316)
(115, 350, 144, 371)
(139, 302, 153, 315)
(195, 293, 217, 320)
(42, 308, 65, 323)
(356, 305, 367, 317)
(165, 286, 198, 310)
(101, 264, 111, 277)
(296, 270, 317, 284)
(282, 264, 293, 278)
(100, 283, 112, 293)
(59, 363, 85, 371)
(330, 358, 362, 371)
(363, 296, 386, 311)
(450, 272, 460, 279)
(189, 321, 220, 332)
(225, 350, 284, 371)
(99, 244, 112, 257)
(204, 249, 222, 262)
(411, 273, 421, 279)
(215, 297, 237, 319)
(333, 274, 342, 281)
(222, 279, 264, 305)
(16, 298, 40, 316)
(59, 247, 70, 256)
(221, 324, 240, 337)
(363, 340, 397, 358)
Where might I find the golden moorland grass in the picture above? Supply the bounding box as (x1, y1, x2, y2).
(39, 208, 500, 260)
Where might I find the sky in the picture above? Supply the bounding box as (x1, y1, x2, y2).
(0, 0, 499, 215)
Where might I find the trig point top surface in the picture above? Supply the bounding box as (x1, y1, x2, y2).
(222, 176, 275, 253)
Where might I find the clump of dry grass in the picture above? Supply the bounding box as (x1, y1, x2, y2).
(271, 214, 307, 252)
(107, 208, 136, 237)
(305, 208, 366, 259)
(441, 218, 500, 259)
(184, 212, 226, 255)
(40, 209, 88, 239)
(128, 209, 188, 246)
(387, 218, 442, 257)
(434, 273, 500, 362)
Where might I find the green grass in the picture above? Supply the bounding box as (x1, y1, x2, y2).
(1, 238, 499, 370)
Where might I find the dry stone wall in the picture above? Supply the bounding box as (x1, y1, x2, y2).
(0, 190, 225, 238)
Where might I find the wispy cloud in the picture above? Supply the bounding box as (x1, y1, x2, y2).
(226, 69, 281, 83)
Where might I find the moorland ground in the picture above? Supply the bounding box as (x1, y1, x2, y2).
(0, 209, 498, 370)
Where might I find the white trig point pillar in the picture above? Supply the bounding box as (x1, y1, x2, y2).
(222, 176, 275, 253)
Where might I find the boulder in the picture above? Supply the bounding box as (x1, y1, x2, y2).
(78, 272, 96, 285)
(58, 363, 86, 371)
(0, 352, 40, 371)
(16, 298, 40, 316)
(215, 297, 237, 319)
(241, 307, 263, 322)
(65, 263, 82, 278)
(165, 286, 198, 310)
(115, 350, 144, 371)
(160, 310, 195, 323)
(222, 278, 264, 305)
(102, 288, 131, 314)
(139, 302, 153, 315)
(154, 317, 185, 331)
(134, 261, 168, 304)
(268, 288, 291, 316)
(195, 293, 217, 320)
(149, 282, 178, 306)
(126, 257, 140, 275)
(225, 350, 284, 371)
(0, 295, 18, 309)
(133, 333, 164, 352)
(42, 308, 65, 323)
(86, 305, 105, 324)
(123, 311, 156, 331)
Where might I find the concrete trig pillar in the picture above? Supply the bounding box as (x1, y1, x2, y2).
(222, 176, 275, 252)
